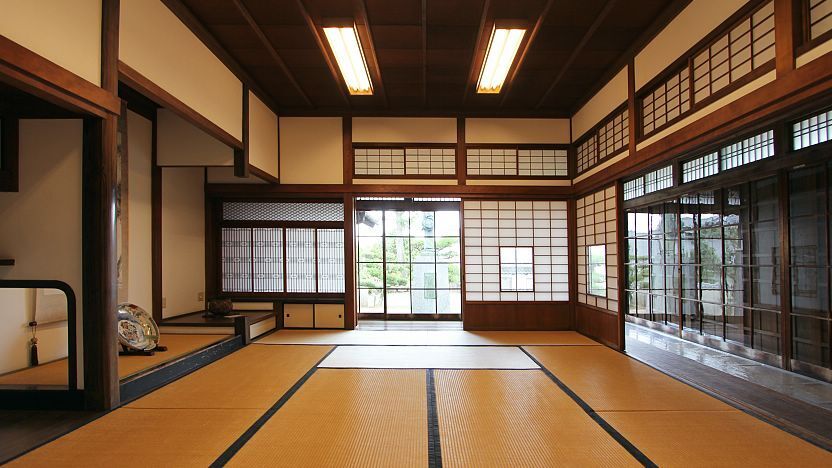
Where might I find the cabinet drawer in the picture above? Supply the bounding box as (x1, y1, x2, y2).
(314, 304, 344, 329)
(283, 304, 314, 328)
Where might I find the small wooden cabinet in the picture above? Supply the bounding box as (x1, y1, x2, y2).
(282, 302, 345, 329)
(314, 304, 345, 328)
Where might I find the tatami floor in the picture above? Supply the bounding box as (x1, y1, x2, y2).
(8, 330, 832, 467)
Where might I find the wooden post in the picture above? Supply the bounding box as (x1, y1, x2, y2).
(82, 0, 120, 410)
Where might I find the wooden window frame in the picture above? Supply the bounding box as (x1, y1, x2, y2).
(352, 143, 457, 179)
(637, 0, 777, 141)
(0, 118, 19, 192)
(464, 143, 571, 180)
(573, 104, 629, 176)
(797, 0, 832, 55)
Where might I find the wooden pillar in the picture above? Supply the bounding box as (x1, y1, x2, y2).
(343, 194, 356, 329)
(456, 117, 466, 185)
(83, 0, 120, 410)
(234, 85, 250, 177)
(615, 182, 627, 351)
(774, 0, 800, 77)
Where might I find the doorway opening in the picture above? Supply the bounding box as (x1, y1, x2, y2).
(356, 197, 462, 321)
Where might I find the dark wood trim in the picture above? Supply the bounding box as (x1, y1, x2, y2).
(231, 0, 312, 108)
(615, 181, 627, 350)
(117, 61, 243, 150)
(795, 0, 832, 56)
(275, 108, 570, 119)
(151, 113, 163, 323)
(775, 0, 800, 76)
(294, 0, 349, 105)
(536, 0, 617, 109)
(0, 118, 19, 192)
(206, 182, 573, 197)
(567, 196, 578, 330)
(627, 61, 636, 159)
(160, 0, 281, 115)
(576, 50, 832, 194)
(235, 86, 250, 177)
(421, 0, 428, 107)
(343, 117, 353, 185)
(573, 103, 629, 177)
(0, 36, 120, 118)
(463, 302, 572, 331)
(204, 184, 218, 301)
(343, 194, 356, 329)
(500, 0, 553, 106)
(777, 168, 793, 369)
(354, 0, 387, 107)
(456, 118, 466, 185)
(81, 0, 120, 411)
(220, 220, 344, 229)
(461, 0, 491, 105)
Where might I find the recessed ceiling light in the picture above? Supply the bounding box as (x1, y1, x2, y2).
(476, 26, 526, 94)
(323, 25, 373, 95)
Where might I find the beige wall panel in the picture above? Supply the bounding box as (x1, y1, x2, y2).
(637, 70, 776, 151)
(0, 120, 83, 384)
(0, 0, 102, 85)
(248, 91, 279, 178)
(157, 109, 234, 166)
(353, 117, 456, 143)
(465, 118, 570, 144)
(161, 167, 205, 318)
(466, 179, 572, 186)
(127, 111, 153, 311)
(206, 167, 267, 184)
(635, 0, 747, 89)
(796, 40, 832, 68)
(120, 0, 242, 139)
(571, 68, 628, 140)
(279, 117, 343, 184)
(572, 152, 630, 184)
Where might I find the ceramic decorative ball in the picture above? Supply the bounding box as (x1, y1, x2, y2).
(207, 298, 233, 317)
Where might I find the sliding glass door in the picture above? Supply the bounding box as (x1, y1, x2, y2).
(357, 204, 461, 319)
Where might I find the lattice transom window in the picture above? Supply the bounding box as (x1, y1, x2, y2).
(223, 202, 344, 222)
(720, 130, 774, 170)
(642, 67, 690, 135)
(692, 1, 774, 103)
(354, 146, 455, 177)
(463, 200, 569, 302)
(682, 152, 720, 183)
(467, 147, 567, 177)
(792, 108, 832, 150)
(809, 0, 832, 41)
(598, 109, 629, 159)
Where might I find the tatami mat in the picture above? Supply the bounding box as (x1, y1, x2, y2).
(7, 408, 263, 468)
(128, 344, 331, 409)
(319, 345, 539, 369)
(525, 345, 732, 412)
(227, 369, 428, 467)
(434, 369, 640, 467)
(257, 329, 600, 346)
(603, 410, 832, 467)
(0, 334, 228, 387)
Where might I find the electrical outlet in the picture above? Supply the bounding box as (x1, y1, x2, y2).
(161, 297, 167, 308)
(198, 292, 205, 302)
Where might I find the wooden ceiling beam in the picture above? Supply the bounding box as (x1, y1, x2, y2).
(461, 0, 491, 105)
(499, 0, 553, 107)
(356, 0, 388, 107)
(231, 0, 314, 108)
(421, 0, 428, 107)
(295, 0, 351, 106)
(535, 0, 619, 109)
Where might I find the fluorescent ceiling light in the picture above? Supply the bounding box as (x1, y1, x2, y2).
(323, 25, 373, 95)
(476, 27, 526, 94)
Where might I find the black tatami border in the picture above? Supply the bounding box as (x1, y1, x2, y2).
(519, 347, 658, 468)
(209, 346, 337, 467)
(426, 369, 443, 468)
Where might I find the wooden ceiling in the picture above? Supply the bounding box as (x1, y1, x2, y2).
(172, 0, 685, 116)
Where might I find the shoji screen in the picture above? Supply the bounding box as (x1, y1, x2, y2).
(576, 187, 619, 311)
(463, 200, 569, 301)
